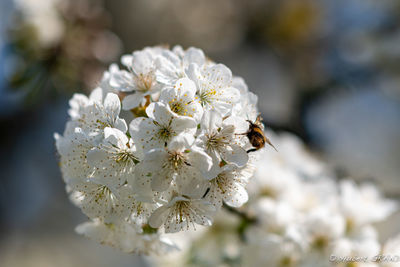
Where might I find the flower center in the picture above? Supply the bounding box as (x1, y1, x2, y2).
(171, 102, 184, 114)
(279, 256, 295, 267)
(312, 235, 329, 250)
(345, 218, 354, 234)
(115, 150, 138, 164)
(156, 122, 173, 141)
(206, 132, 228, 152)
(96, 119, 111, 129)
(168, 151, 186, 170)
(199, 88, 217, 105)
(135, 72, 155, 92)
(94, 186, 112, 203)
(214, 173, 228, 194)
(174, 200, 191, 224)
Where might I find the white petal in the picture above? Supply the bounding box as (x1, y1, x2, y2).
(205, 163, 223, 180)
(224, 116, 248, 134)
(131, 162, 156, 202)
(201, 109, 222, 131)
(183, 47, 205, 67)
(131, 50, 154, 75)
(138, 149, 173, 192)
(224, 184, 248, 208)
(122, 93, 144, 110)
(202, 151, 223, 180)
(190, 200, 214, 226)
(114, 118, 128, 133)
(177, 166, 208, 199)
(154, 55, 180, 84)
(172, 45, 185, 57)
(151, 169, 174, 192)
(168, 134, 195, 151)
(188, 147, 212, 171)
(219, 125, 235, 138)
(175, 77, 196, 100)
(146, 102, 174, 126)
(104, 93, 121, 118)
(149, 205, 170, 228)
(232, 76, 248, 94)
(129, 117, 155, 139)
(75, 220, 113, 245)
(145, 147, 167, 160)
(159, 87, 175, 103)
(207, 64, 232, 87)
(109, 69, 133, 91)
(218, 86, 240, 104)
(104, 127, 128, 147)
(186, 63, 201, 87)
(121, 54, 133, 67)
(89, 87, 104, 103)
(129, 117, 148, 136)
(161, 49, 181, 67)
(188, 102, 204, 123)
(171, 116, 197, 134)
(68, 94, 89, 118)
(129, 117, 163, 152)
(221, 144, 249, 167)
(87, 148, 109, 167)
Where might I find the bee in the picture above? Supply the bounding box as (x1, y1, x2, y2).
(241, 115, 277, 153)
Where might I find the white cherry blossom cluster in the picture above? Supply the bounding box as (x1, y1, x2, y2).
(55, 46, 260, 254)
(154, 132, 400, 267)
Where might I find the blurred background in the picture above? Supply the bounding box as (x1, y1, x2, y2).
(0, 0, 399, 266)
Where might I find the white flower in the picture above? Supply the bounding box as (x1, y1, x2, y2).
(243, 233, 302, 267)
(115, 183, 156, 226)
(339, 180, 397, 231)
(247, 148, 302, 200)
(55, 127, 96, 183)
(250, 198, 298, 236)
(232, 76, 259, 121)
(109, 48, 163, 110)
(187, 63, 240, 116)
(205, 165, 253, 208)
(71, 178, 130, 222)
(129, 102, 197, 153)
(75, 219, 177, 255)
(87, 127, 140, 187)
(159, 77, 203, 122)
(196, 110, 248, 177)
(155, 46, 206, 85)
(331, 237, 381, 267)
(380, 234, 400, 267)
(260, 131, 326, 178)
(133, 135, 212, 193)
(286, 177, 338, 213)
(149, 195, 215, 233)
(303, 207, 346, 252)
(65, 90, 127, 139)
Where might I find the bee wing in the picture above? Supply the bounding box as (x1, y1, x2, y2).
(265, 136, 278, 152)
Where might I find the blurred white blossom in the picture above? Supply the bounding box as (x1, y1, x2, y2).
(156, 131, 399, 266)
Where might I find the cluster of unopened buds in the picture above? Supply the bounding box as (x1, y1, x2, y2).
(55, 45, 264, 254)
